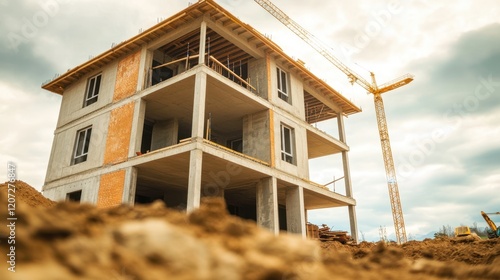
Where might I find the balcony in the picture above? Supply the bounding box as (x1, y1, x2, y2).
(139, 70, 269, 161)
(144, 27, 261, 95)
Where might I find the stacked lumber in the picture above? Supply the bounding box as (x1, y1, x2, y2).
(318, 224, 350, 244)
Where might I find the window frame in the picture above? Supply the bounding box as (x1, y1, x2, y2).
(66, 190, 82, 202)
(276, 67, 290, 103)
(228, 138, 243, 153)
(72, 126, 92, 165)
(280, 124, 295, 164)
(84, 73, 102, 107)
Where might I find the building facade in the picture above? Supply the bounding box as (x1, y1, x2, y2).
(42, 0, 361, 240)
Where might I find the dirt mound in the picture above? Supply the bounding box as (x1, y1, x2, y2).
(0, 180, 55, 208)
(0, 196, 324, 280)
(321, 237, 500, 266)
(0, 181, 499, 279)
(400, 238, 500, 265)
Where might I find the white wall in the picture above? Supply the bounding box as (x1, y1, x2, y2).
(56, 61, 118, 127)
(272, 113, 309, 180)
(43, 176, 100, 203)
(45, 112, 110, 183)
(267, 59, 309, 179)
(269, 59, 306, 121)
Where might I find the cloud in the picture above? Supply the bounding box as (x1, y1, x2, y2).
(0, 82, 60, 188)
(391, 23, 500, 117)
(0, 43, 57, 91)
(465, 146, 500, 174)
(1, 0, 499, 242)
(316, 23, 500, 240)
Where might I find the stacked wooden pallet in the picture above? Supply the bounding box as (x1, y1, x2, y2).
(318, 224, 350, 244)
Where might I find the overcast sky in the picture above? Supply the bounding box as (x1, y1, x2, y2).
(1, 0, 499, 241)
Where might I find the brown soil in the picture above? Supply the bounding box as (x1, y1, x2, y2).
(1, 182, 499, 280)
(0, 180, 56, 208)
(321, 238, 500, 266)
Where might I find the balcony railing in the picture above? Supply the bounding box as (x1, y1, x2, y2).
(207, 56, 256, 92)
(144, 55, 257, 93)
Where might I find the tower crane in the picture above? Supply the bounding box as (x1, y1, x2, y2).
(254, 0, 414, 244)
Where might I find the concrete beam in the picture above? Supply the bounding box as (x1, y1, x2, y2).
(256, 177, 279, 235)
(187, 149, 203, 211)
(146, 18, 203, 51)
(303, 84, 342, 114)
(205, 17, 264, 59)
(286, 186, 306, 237)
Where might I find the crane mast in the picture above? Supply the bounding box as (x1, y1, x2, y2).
(373, 93, 407, 243)
(255, 0, 413, 244)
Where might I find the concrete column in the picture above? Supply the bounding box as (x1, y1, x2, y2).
(337, 112, 346, 143)
(269, 110, 276, 167)
(348, 205, 358, 243)
(337, 114, 353, 197)
(256, 177, 279, 235)
(187, 51, 207, 212)
(122, 167, 137, 206)
(137, 46, 148, 91)
(337, 114, 359, 243)
(129, 99, 146, 157)
(191, 72, 207, 139)
(286, 186, 306, 237)
(198, 21, 207, 65)
(187, 149, 203, 211)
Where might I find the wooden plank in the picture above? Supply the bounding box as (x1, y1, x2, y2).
(209, 55, 256, 91)
(152, 54, 200, 70)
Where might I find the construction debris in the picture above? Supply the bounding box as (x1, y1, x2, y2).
(307, 223, 352, 244)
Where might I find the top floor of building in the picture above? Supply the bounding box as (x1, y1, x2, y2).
(42, 0, 360, 131)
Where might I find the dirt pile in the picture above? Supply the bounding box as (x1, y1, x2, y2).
(321, 238, 500, 266)
(0, 182, 499, 279)
(0, 180, 55, 208)
(400, 238, 500, 265)
(0, 195, 324, 280)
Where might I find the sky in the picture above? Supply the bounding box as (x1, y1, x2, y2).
(1, 0, 499, 241)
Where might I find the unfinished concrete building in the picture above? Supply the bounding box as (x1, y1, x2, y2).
(41, 0, 361, 239)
